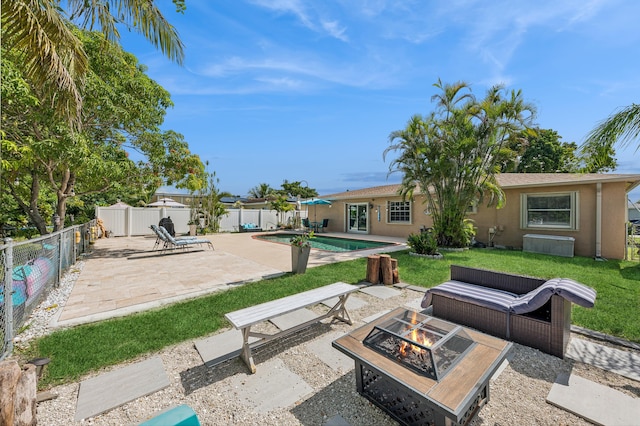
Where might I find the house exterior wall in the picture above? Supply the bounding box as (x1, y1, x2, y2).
(484, 182, 627, 259)
(309, 196, 436, 237)
(324, 181, 631, 259)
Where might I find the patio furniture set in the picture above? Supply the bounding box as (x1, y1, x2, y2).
(216, 265, 595, 425)
(302, 217, 328, 233)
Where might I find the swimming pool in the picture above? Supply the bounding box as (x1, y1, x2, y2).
(256, 233, 397, 252)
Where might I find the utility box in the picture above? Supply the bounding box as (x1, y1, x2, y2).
(523, 234, 575, 257)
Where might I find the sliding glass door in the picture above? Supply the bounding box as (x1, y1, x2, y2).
(347, 204, 368, 233)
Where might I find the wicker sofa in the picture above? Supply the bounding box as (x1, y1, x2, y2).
(421, 265, 596, 358)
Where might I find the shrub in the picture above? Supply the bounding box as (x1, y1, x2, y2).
(407, 230, 439, 255)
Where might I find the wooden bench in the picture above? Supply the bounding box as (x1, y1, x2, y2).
(225, 282, 360, 373)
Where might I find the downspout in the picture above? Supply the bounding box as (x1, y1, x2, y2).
(595, 183, 603, 260)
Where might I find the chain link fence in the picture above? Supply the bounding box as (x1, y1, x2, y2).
(628, 222, 640, 261)
(1, 221, 94, 360)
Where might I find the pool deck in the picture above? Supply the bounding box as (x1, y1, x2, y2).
(53, 232, 407, 327)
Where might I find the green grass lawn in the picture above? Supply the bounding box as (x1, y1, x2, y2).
(23, 248, 640, 389)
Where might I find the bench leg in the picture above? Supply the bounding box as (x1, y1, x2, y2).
(239, 327, 257, 374)
(328, 294, 353, 325)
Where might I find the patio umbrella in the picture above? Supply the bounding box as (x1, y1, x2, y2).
(147, 197, 187, 208)
(300, 198, 331, 222)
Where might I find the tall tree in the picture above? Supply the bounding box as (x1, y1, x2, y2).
(1, 0, 185, 127)
(280, 180, 318, 199)
(385, 80, 535, 247)
(248, 183, 274, 199)
(581, 103, 640, 170)
(501, 128, 615, 173)
(1, 30, 204, 233)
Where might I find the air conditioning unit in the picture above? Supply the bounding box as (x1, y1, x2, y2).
(523, 234, 575, 257)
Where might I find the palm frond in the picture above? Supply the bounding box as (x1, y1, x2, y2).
(582, 103, 640, 153)
(2, 0, 87, 127)
(66, 0, 185, 65)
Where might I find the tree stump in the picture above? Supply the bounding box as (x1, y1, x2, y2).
(0, 361, 20, 426)
(15, 364, 37, 426)
(0, 360, 37, 426)
(380, 254, 393, 285)
(391, 258, 399, 283)
(366, 255, 381, 284)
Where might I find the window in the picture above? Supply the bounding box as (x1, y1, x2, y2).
(466, 202, 478, 214)
(388, 201, 411, 223)
(521, 192, 578, 230)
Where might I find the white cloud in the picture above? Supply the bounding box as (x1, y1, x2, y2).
(253, 76, 306, 90)
(195, 53, 397, 91)
(248, 0, 312, 28)
(248, 0, 349, 41)
(321, 20, 348, 42)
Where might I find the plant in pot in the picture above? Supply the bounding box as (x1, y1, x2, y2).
(407, 229, 442, 259)
(187, 219, 198, 236)
(290, 232, 314, 273)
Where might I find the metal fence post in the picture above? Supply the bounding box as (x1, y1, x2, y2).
(56, 230, 63, 286)
(3, 238, 15, 360)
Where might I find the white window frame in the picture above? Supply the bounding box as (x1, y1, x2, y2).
(520, 191, 579, 230)
(387, 200, 412, 224)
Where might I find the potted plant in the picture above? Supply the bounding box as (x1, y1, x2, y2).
(290, 232, 314, 273)
(187, 219, 198, 236)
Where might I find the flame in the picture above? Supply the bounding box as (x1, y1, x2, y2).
(398, 311, 433, 357)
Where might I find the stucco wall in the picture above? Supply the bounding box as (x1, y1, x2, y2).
(311, 197, 433, 237)
(482, 182, 627, 259)
(323, 181, 630, 259)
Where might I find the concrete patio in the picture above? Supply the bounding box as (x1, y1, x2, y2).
(53, 231, 407, 327)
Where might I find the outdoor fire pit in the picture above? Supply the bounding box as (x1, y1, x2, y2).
(333, 308, 512, 426)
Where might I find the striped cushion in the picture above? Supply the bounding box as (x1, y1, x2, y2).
(421, 278, 597, 314)
(510, 281, 556, 314)
(544, 278, 597, 308)
(420, 280, 517, 312)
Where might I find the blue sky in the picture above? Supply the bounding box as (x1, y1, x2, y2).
(120, 0, 640, 200)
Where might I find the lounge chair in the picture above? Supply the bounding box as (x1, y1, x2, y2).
(151, 225, 212, 251)
(150, 225, 198, 251)
(159, 226, 213, 251)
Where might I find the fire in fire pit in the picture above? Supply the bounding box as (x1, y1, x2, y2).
(363, 310, 475, 380)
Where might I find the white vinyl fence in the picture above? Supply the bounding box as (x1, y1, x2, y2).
(95, 207, 306, 236)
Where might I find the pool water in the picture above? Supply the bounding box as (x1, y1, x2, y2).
(256, 233, 396, 252)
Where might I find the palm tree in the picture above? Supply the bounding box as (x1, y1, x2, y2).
(581, 103, 640, 169)
(248, 183, 274, 199)
(1, 0, 184, 127)
(385, 80, 535, 247)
